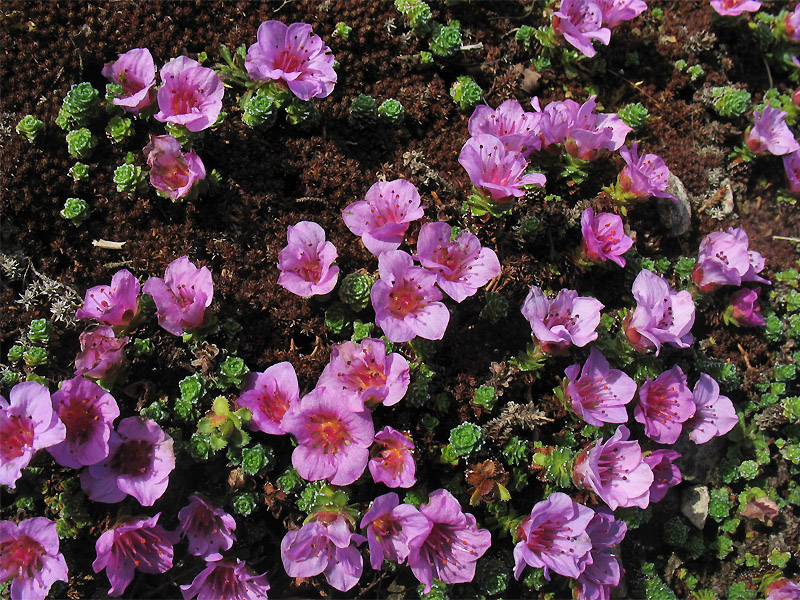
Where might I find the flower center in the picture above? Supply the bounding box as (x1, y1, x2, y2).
(111, 439, 153, 476)
(254, 387, 290, 424)
(275, 49, 305, 73)
(60, 397, 99, 445)
(159, 158, 190, 190)
(309, 413, 351, 454)
(388, 281, 423, 318)
(0, 414, 34, 460)
(114, 528, 161, 568)
(0, 534, 44, 578)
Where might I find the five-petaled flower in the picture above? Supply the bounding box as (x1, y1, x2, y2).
(180, 557, 271, 600)
(74, 325, 129, 380)
(521, 286, 604, 354)
(154, 56, 224, 132)
(101, 47, 157, 114)
(143, 135, 206, 201)
(75, 268, 141, 329)
(237, 362, 300, 435)
(177, 494, 237, 559)
(685, 373, 738, 445)
(726, 287, 766, 327)
(691, 227, 770, 292)
(573, 509, 627, 600)
(93, 513, 180, 597)
(745, 105, 800, 156)
(564, 95, 631, 161)
(643, 449, 682, 504)
(617, 142, 675, 201)
(0, 382, 66, 489)
(360, 492, 432, 570)
(468, 99, 542, 156)
(143, 256, 214, 336)
(277, 220, 339, 297)
(0, 517, 69, 600)
(552, 0, 611, 58)
(368, 426, 417, 488)
(246, 20, 337, 101)
(635, 365, 696, 444)
(580, 207, 634, 267)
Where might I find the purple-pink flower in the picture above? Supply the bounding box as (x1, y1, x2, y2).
(766, 578, 800, 600)
(635, 365, 696, 444)
(468, 99, 542, 156)
(178, 494, 237, 559)
(513, 491, 594, 580)
(564, 347, 637, 426)
(692, 227, 770, 292)
(342, 179, 425, 256)
(280, 386, 374, 485)
(710, 0, 762, 17)
(237, 362, 299, 435)
(531, 97, 580, 150)
(75, 268, 141, 329)
(143, 256, 214, 336)
(574, 509, 627, 600)
(573, 425, 654, 510)
(277, 221, 339, 297)
(599, 0, 647, 28)
(245, 20, 337, 101)
(521, 286, 604, 354)
(643, 449, 682, 504)
(580, 207, 633, 267)
(726, 287, 766, 327)
(625, 269, 695, 354)
(786, 6, 800, 41)
(281, 513, 365, 592)
(360, 492, 432, 569)
(101, 48, 157, 114)
(180, 557, 271, 600)
(564, 96, 631, 161)
(553, 0, 611, 58)
(745, 105, 800, 156)
(143, 135, 206, 201)
(368, 426, 417, 488)
(93, 513, 179, 597)
(154, 56, 224, 132)
(406, 489, 491, 592)
(81, 417, 175, 506)
(458, 134, 546, 202)
(317, 338, 410, 410)
(0, 517, 68, 600)
(0, 382, 66, 489)
(685, 373, 738, 444)
(617, 142, 675, 201)
(47, 376, 119, 469)
(782, 149, 800, 193)
(74, 325, 129, 380)
(416, 222, 501, 303)
(371, 250, 450, 343)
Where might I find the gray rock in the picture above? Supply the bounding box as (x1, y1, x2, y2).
(681, 485, 710, 530)
(657, 173, 692, 237)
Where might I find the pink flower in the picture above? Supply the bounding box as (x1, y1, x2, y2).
(101, 48, 157, 114)
(710, 0, 762, 16)
(564, 347, 637, 426)
(368, 426, 417, 488)
(625, 269, 695, 354)
(580, 207, 633, 267)
(745, 105, 800, 156)
(521, 286, 604, 354)
(143, 256, 214, 336)
(692, 227, 770, 292)
(75, 268, 141, 328)
(785, 6, 800, 41)
(0, 517, 68, 600)
(371, 250, 450, 343)
(574, 509, 627, 600)
(513, 492, 594, 580)
(643, 450, 682, 503)
(685, 373, 738, 444)
(766, 578, 800, 600)
(565, 96, 631, 160)
(280, 386, 374, 485)
(317, 338, 410, 410)
(458, 134, 546, 202)
(599, 0, 648, 28)
(416, 222, 501, 302)
(143, 135, 206, 201)
(245, 20, 337, 101)
(74, 325, 129, 380)
(177, 494, 237, 559)
(468, 99, 542, 156)
(154, 56, 224, 132)
(360, 492, 432, 569)
(782, 149, 800, 193)
(281, 513, 365, 592)
(277, 221, 339, 297)
(237, 362, 299, 435)
(553, 0, 612, 58)
(573, 425, 654, 510)
(0, 382, 66, 489)
(617, 142, 675, 201)
(180, 557, 270, 600)
(406, 489, 491, 592)
(93, 513, 179, 597)
(635, 365, 696, 444)
(726, 287, 766, 327)
(342, 179, 425, 256)
(47, 376, 120, 469)
(531, 97, 580, 150)
(81, 417, 175, 506)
